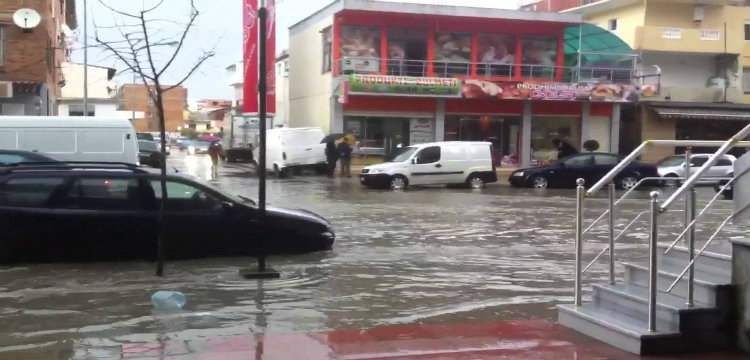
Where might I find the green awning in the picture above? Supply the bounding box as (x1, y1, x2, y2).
(564, 23, 636, 68)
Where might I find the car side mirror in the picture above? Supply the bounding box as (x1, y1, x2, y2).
(221, 201, 235, 213)
(411, 158, 418, 164)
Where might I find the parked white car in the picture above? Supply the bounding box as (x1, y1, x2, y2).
(359, 141, 498, 190)
(656, 153, 736, 187)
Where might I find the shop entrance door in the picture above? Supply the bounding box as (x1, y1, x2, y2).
(383, 119, 409, 158)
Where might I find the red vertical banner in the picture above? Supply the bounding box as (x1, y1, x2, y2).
(266, 0, 276, 114)
(242, 0, 259, 113)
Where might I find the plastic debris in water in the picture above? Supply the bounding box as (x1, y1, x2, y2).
(151, 291, 187, 310)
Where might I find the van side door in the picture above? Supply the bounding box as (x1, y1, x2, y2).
(439, 144, 469, 184)
(408, 146, 443, 185)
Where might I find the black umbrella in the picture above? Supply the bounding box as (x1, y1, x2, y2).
(320, 133, 347, 144)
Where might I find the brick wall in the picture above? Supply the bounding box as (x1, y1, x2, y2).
(117, 84, 187, 132)
(0, 0, 71, 99)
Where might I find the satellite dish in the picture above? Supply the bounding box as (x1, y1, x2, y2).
(13, 8, 41, 32)
(61, 24, 73, 37)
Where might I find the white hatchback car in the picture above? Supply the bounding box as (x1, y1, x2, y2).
(656, 153, 736, 187)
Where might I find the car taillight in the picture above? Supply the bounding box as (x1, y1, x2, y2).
(104, 180, 111, 186)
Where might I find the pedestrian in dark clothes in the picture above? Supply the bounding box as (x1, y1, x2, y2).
(337, 139, 353, 178)
(553, 138, 578, 160)
(325, 140, 339, 178)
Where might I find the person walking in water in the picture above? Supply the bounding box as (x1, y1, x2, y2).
(337, 139, 353, 178)
(207, 141, 225, 179)
(325, 140, 339, 178)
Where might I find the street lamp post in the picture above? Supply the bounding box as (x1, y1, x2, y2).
(83, 0, 88, 116)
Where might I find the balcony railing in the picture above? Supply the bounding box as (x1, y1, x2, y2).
(338, 57, 636, 84)
(635, 26, 744, 54)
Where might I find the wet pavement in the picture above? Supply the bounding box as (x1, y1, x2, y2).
(0, 153, 745, 359)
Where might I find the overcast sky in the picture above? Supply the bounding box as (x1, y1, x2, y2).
(71, 0, 519, 100)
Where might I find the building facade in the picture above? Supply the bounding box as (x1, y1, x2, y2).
(116, 84, 188, 132)
(0, 0, 77, 115)
(57, 62, 119, 117)
(289, 0, 647, 166)
(522, 0, 750, 161)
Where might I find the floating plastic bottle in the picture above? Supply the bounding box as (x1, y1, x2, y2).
(150, 291, 187, 310)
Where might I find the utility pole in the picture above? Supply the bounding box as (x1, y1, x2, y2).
(83, 0, 88, 116)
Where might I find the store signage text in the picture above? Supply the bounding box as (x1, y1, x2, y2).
(348, 75, 462, 96)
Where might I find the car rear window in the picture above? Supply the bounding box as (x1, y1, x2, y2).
(0, 177, 66, 208)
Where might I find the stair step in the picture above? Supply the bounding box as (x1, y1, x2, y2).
(657, 242, 731, 278)
(557, 303, 682, 355)
(624, 261, 731, 307)
(593, 283, 721, 333)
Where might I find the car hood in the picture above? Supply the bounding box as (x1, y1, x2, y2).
(364, 162, 402, 172)
(266, 206, 331, 227)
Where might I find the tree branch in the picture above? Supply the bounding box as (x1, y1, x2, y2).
(156, 0, 198, 77)
(164, 50, 215, 91)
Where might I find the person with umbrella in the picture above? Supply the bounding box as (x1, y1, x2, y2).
(207, 141, 225, 179)
(337, 138, 353, 178)
(553, 138, 578, 160)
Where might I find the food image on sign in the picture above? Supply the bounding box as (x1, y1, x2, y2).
(460, 80, 639, 102)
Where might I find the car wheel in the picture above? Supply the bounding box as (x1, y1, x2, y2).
(664, 174, 680, 188)
(618, 176, 639, 190)
(531, 176, 548, 189)
(467, 175, 485, 189)
(390, 175, 408, 190)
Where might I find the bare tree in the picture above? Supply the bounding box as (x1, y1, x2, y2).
(94, 0, 215, 276)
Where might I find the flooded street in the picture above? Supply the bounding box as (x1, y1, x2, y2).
(0, 153, 742, 358)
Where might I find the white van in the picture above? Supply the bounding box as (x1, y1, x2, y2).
(359, 141, 498, 190)
(263, 127, 327, 176)
(0, 116, 139, 165)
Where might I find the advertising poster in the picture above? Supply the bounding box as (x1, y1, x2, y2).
(340, 26, 381, 58)
(348, 74, 462, 97)
(477, 33, 516, 65)
(242, 0, 259, 113)
(460, 80, 640, 102)
(521, 36, 557, 67)
(410, 118, 434, 144)
(434, 32, 472, 62)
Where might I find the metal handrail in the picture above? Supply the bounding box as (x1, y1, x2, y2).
(587, 140, 750, 196)
(663, 171, 747, 254)
(666, 213, 734, 293)
(662, 123, 750, 211)
(583, 176, 664, 235)
(582, 210, 648, 273)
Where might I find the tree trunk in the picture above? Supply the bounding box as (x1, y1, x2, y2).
(154, 85, 169, 276)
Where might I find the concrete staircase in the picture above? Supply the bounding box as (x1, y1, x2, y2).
(558, 242, 735, 355)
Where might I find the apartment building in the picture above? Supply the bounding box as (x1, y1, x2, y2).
(522, 0, 750, 161)
(117, 84, 188, 132)
(0, 0, 77, 115)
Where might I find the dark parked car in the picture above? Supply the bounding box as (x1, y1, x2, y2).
(0, 163, 335, 264)
(509, 152, 659, 190)
(715, 173, 733, 200)
(0, 150, 58, 165)
(138, 140, 164, 168)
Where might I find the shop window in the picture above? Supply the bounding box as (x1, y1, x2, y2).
(477, 33, 517, 79)
(520, 35, 558, 79)
(387, 28, 428, 77)
(416, 146, 441, 164)
(745, 22, 750, 41)
(322, 26, 332, 73)
(531, 117, 580, 164)
(607, 19, 618, 32)
(433, 32, 472, 77)
(340, 26, 381, 74)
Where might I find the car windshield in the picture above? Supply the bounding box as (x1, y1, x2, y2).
(190, 176, 254, 205)
(658, 156, 685, 167)
(388, 147, 418, 162)
(139, 141, 158, 152)
(137, 133, 154, 141)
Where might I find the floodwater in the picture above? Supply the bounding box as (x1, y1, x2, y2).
(0, 153, 742, 358)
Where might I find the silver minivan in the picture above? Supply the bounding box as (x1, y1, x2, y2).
(656, 153, 735, 187)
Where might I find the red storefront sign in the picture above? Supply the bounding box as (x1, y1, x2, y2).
(461, 80, 640, 102)
(242, 0, 276, 114)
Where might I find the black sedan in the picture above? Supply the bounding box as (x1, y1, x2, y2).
(509, 152, 659, 190)
(0, 163, 335, 264)
(0, 150, 58, 165)
(138, 140, 165, 168)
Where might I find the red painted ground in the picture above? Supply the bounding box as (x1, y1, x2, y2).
(120, 320, 746, 359)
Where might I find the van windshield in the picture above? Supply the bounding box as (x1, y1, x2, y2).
(388, 147, 418, 162)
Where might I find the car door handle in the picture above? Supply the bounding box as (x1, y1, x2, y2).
(435, 164, 442, 168)
(305, 148, 311, 151)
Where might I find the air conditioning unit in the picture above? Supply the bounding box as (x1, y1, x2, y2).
(0, 81, 12, 98)
(693, 5, 705, 23)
